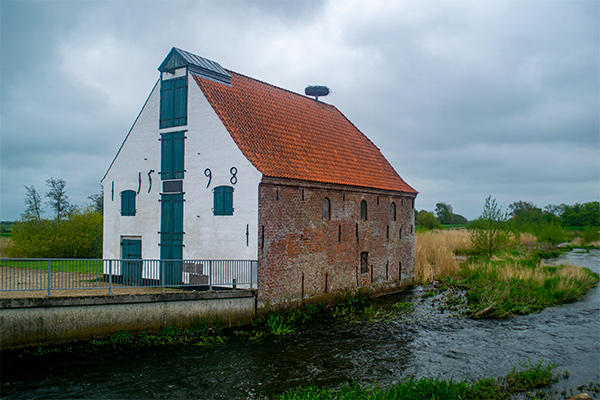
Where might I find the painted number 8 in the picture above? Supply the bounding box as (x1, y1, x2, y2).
(230, 167, 238, 185)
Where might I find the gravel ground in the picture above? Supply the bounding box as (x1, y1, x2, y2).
(0, 266, 183, 298)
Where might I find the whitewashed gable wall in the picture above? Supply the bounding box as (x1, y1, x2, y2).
(102, 81, 161, 261)
(102, 71, 262, 263)
(184, 73, 261, 260)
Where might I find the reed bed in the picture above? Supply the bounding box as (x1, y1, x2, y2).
(414, 229, 599, 319)
(459, 260, 599, 319)
(414, 229, 469, 283)
(516, 232, 537, 248)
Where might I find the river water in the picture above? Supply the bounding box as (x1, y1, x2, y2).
(1, 250, 598, 399)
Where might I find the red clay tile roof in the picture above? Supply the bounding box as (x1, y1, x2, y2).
(193, 72, 417, 194)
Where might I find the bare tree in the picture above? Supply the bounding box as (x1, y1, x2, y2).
(22, 185, 43, 220)
(87, 187, 104, 214)
(470, 196, 509, 258)
(45, 178, 72, 221)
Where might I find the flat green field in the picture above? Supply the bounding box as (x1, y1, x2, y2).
(0, 259, 102, 273)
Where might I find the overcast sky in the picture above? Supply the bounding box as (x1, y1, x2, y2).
(1, 0, 598, 221)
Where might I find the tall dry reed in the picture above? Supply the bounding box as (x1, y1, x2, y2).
(414, 229, 470, 284)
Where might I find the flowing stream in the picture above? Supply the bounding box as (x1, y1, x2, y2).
(1, 250, 598, 399)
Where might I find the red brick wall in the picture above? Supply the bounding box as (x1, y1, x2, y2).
(257, 177, 416, 308)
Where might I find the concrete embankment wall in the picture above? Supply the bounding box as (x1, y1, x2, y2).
(0, 290, 256, 350)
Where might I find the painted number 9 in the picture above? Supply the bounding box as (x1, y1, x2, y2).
(204, 168, 212, 188)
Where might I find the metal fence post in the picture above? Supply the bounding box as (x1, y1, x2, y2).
(108, 260, 113, 296)
(250, 261, 253, 289)
(47, 260, 52, 297)
(161, 261, 165, 293)
(209, 260, 212, 291)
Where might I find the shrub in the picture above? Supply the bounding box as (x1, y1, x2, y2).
(416, 211, 441, 230)
(532, 224, 568, 247)
(581, 226, 600, 244)
(7, 207, 102, 258)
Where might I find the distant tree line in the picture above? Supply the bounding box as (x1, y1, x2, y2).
(6, 178, 103, 259)
(416, 199, 599, 230)
(507, 200, 599, 228)
(415, 196, 599, 259)
(415, 202, 468, 230)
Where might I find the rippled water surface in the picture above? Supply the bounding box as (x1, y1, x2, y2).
(2, 250, 598, 399)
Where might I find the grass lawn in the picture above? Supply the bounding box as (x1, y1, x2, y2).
(0, 259, 103, 274)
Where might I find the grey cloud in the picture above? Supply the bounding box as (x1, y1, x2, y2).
(1, 0, 598, 221)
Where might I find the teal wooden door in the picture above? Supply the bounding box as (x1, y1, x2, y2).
(122, 239, 142, 285)
(160, 193, 183, 285)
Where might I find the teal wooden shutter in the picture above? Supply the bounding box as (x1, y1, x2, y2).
(173, 131, 185, 179)
(160, 79, 175, 128)
(223, 186, 233, 215)
(172, 193, 184, 238)
(160, 76, 187, 129)
(122, 239, 142, 285)
(213, 187, 223, 215)
(160, 196, 172, 260)
(160, 131, 185, 180)
(161, 132, 174, 180)
(213, 186, 233, 216)
(173, 77, 188, 126)
(160, 193, 184, 260)
(161, 133, 171, 180)
(122, 239, 141, 259)
(120, 190, 136, 216)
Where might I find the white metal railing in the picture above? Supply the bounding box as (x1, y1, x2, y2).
(0, 258, 257, 296)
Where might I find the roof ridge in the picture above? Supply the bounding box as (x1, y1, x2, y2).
(224, 69, 338, 110)
(222, 70, 384, 157)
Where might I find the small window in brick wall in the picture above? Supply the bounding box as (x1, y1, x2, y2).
(360, 200, 367, 220)
(120, 190, 136, 216)
(323, 198, 330, 220)
(360, 251, 369, 274)
(213, 186, 234, 216)
(391, 202, 397, 221)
